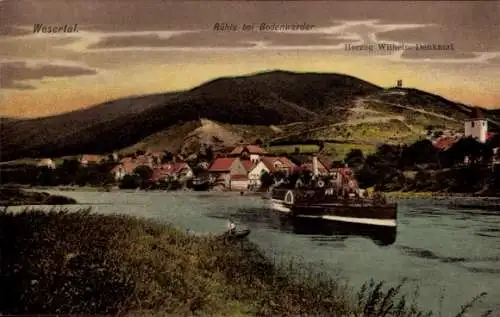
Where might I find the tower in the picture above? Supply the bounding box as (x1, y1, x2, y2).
(397, 79, 403, 88)
(464, 108, 488, 143)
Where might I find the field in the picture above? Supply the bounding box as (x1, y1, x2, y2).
(265, 143, 377, 160)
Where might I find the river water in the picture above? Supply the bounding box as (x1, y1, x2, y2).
(10, 190, 500, 316)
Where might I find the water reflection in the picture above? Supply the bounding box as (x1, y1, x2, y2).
(206, 207, 397, 246)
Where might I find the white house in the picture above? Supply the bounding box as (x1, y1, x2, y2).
(37, 158, 56, 169)
(229, 175, 249, 191)
(248, 161, 270, 188)
(110, 164, 127, 181)
(248, 156, 297, 188)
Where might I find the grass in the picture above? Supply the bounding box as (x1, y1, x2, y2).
(265, 143, 376, 161)
(0, 208, 493, 316)
(325, 143, 377, 160)
(265, 144, 320, 154)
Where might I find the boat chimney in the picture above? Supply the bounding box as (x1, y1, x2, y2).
(312, 156, 319, 177)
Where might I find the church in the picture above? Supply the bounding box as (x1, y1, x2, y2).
(432, 108, 498, 162)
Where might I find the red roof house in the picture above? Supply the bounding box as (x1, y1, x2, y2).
(240, 159, 255, 172)
(260, 156, 297, 173)
(433, 136, 460, 151)
(79, 154, 104, 165)
(208, 157, 237, 172)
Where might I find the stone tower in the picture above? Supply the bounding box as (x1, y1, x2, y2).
(464, 108, 488, 143)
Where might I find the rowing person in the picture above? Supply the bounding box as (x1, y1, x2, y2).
(227, 218, 237, 235)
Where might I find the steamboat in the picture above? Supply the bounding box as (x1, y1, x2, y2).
(268, 157, 397, 245)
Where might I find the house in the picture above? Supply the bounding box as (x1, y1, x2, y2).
(37, 158, 56, 169)
(110, 164, 127, 181)
(149, 167, 172, 183)
(158, 162, 194, 180)
(145, 150, 165, 165)
(248, 156, 297, 188)
(79, 154, 104, 166)
(208, 157, 249, 190)
(229, 174, 250, 191)
(298, 158, 329, 175)
(229, 144, 268, 163)
(103, 152, 120, 162)
(135, 155, 155, 167)
(240, 159, 255, 172)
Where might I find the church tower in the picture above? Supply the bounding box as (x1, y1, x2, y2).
(464, 108, 488, 143)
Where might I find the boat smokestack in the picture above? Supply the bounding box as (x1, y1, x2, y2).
(312, 156, 319, 177)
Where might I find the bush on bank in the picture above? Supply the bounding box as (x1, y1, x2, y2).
(0, 209, 491, 316)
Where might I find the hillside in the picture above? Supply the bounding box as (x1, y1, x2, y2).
(1, 70, 498, 161)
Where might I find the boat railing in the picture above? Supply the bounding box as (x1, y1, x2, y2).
(272, 187, 394, 207)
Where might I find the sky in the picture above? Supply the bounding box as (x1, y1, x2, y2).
(0, 0, 499, 118)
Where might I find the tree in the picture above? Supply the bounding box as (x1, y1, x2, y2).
(133, 165, 153, 182)
(119, 174, 140, 189)
(317, 141, 325, 152)
(344, 149, 364, 170)
(205, 146, 214, 163)
(260, 171, 275, 189)
(446, 137, 485, 165)
(56, 159, 81, 185)
(36, 167, 55, 186)
(162, 151, 174, 163)
(400, 139, 439, 168)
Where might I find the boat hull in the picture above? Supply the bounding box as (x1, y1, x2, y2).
(269, 199, 397, 225)
(269, 208, 396, 245)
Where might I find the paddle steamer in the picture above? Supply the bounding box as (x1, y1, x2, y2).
(268, 157, 397, 244)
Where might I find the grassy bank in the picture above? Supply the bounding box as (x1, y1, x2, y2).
(0, 187, 77, 206)
(381, 191, 500, 199)
(0, 209, 492, 316)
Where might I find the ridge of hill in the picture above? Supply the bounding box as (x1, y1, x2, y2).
(1, 70, 498, 161)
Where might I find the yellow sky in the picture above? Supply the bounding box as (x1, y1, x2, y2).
(2, 50, 498, 118)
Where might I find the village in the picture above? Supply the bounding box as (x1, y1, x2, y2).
(24, 107, 500, 193)
(33, 142, 337, 192)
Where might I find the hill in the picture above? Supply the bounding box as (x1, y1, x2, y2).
(1, 70, 498, 161)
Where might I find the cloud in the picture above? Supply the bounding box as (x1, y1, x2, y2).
(0, 60, 97, 90)
(1, 1, 498, 66)
(87, 30, 354, 49)
(0, 25, 32, 36)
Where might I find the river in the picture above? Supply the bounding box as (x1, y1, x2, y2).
(10, 190, 500, 316)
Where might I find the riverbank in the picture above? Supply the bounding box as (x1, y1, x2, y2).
(6, 182, 499, 198)
(0, 186, 77, 206)
(0, 208, 490, 316)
